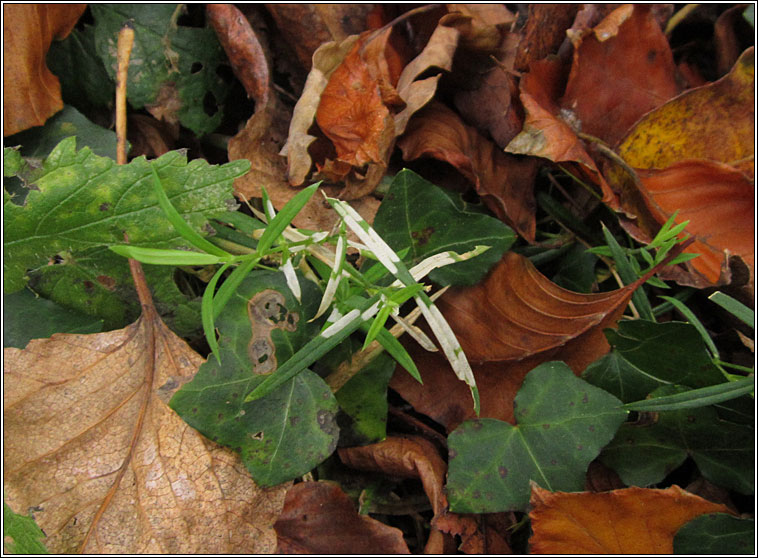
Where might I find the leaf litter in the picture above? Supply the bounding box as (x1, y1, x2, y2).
(3, 3, 754, 554)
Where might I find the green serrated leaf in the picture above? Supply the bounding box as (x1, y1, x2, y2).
(3, 289, 104, 349)
(601, 385, 754, 494)
(583, 320, 726, 402)
(169, 270, 338, 486)
(372, 169, 515, 286)
(3, 502, 49, 554)
(91, 4, 230, 134)
(447, 362, 627, 513)
(4, 138, 247, 331)
(674, 513, 754, 555)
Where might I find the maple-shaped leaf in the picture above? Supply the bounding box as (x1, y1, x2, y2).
(4, 138, 247, 331)
(274, 481, 409, 554)
(528, 485, 733, 554)
(390, 251, 662, 431)
(3, 4, 86, 136)
(446, 362, 627, 513)
(3, 264, 287, 553)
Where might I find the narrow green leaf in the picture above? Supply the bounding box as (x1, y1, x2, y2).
(257, 182, 320, 254)
(202, 263, 231, 364)
(150, 163, 231, 257)
(709, 291, 755, 327)
(212, 255, 260, 319)
(369, 326, 422, 383)
(623, 377, 754, 411)
(601, 223, 655, 321)
(109, 245, 224, 265)
(659, 295, 719, 358)
(362, 303, 392, 350)
(666, 252, 700, 267)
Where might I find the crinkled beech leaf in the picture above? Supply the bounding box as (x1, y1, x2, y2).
(170, 270, 340, 486)
(447, 362, 627, 512)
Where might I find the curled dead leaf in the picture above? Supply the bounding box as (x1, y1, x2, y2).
(3, 4, 86, 136)
(3, 290, 287, 553)
(274, 481, 410, 554)
(390, 251, 665, 430)
(529, 484, 733, 554)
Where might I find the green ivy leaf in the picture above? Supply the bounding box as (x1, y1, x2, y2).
(169, 270, 340, 486)
(335, 352, 395, 446)
(3, 502, 49, 554)
(3, 289, 104, 348)
(4, 138, 247, 331)
(372, 169, 515, 286)
(600, 385, 754, 494)
(583, 320, 726, 402)
(674, 513, 754, 555)
(447, 362, 626, 513)
(91, 4, 230, 134)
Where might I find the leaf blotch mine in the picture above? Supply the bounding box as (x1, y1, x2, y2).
(498, 466, 508, 478)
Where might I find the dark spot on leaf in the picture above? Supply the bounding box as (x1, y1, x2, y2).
(322, 390, 330, 399)
(231, 392, 238, 399)
(582, 393, 589, 403)
(687, 415, 696, 423)
(99, 202, 110, 211)
(192, 407, 197, 413)
(217, 413, 224, 420)
(577, 444, 583, 450)
(588, 425, 595, 432)
(411, 226, 435, 246)
(626, 438, 635, 445)
(472, 420, 483, 430)
(647, 49, 657, 63)
(83, 280, 95, 294)
(96, 275, 116, 291)
(302, 514, 308, 521)
(449, 449, 457, 459)
(551, 459, 557, 465)
(473, 490, 481, 499)
(498, 466, 508, 478)
(486, 492, 494, 500)
(290, 416, 300, 426)
(235, 446, 241, 453)
(569, 401, 575, 406)
(542, 424, 550, 429)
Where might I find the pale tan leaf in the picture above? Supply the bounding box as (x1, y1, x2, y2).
(3, 306, 287, 553)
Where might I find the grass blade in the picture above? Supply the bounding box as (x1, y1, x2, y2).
(257, 182, 320, 254)
(709, 291, 755, 327)
(109, 245, 223, 265)
(659, 295, 719, 359)
(623, 377, 754, 411)
(203, 263, 231, 363)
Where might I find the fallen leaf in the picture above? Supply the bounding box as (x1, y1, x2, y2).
(281, 35, 360, 186)
(617, 47, 754, 173)
(636, 160, 754, 287)
(207, 3, 269, 105)
(514, 4, 579, 72)
(398, 102, 538, 241)
(3, 263, 287, 553)
(560, 4, 681, 146)
(339, 436, 504, 554)
(529, 484, 733, 554)
(265, 4, 375, 70)
(273, 481, 410, 554)
(390, 251, 668, 431)
(3, 4, 86, 136)
(127, 114, 178, 159)
(441, 4, 515, 52)
(713, 4, 751, 76)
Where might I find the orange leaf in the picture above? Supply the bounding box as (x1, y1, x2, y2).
(273, 481, 410, 554)
(316, 31, 394, 168)
(3, 4, 86, 136)
(529, 484, 732, 554)
(561, 4, 681, 147)
(399, 102, 538, 241)
(637, 160, 754, 287)
(390, 251, 654, 431)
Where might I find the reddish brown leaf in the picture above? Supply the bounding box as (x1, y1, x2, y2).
(560, 4, 681, 147)
(514, 4, 579, 72)
(399, 102, 538, 241)
(274, 481, 410, 554)
(265, 4, 374, 70)
(390, 251, 659, 431)
(207, 4, 269, 105)
(3, 4, 86, 136)
(637, 160, 754, 287)
(529, 485, 732, 554)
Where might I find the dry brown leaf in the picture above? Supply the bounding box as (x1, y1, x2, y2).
(274, 481, 410, 554)
(207, 3, 269, 105)
(529, 484, 733, 554)
(265, 4, 375, 70)
(3, 4, 86, 136)
(338, 436, 506, 554)
(441, 4, 515, 52)
(390, 251, 663, 431)
(399, 102, 538, 241)
(514, 4, 579, 72)
(3, 270, 287, 553)
(127, 114, 179, 159)
(560, 4, 681, 147)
